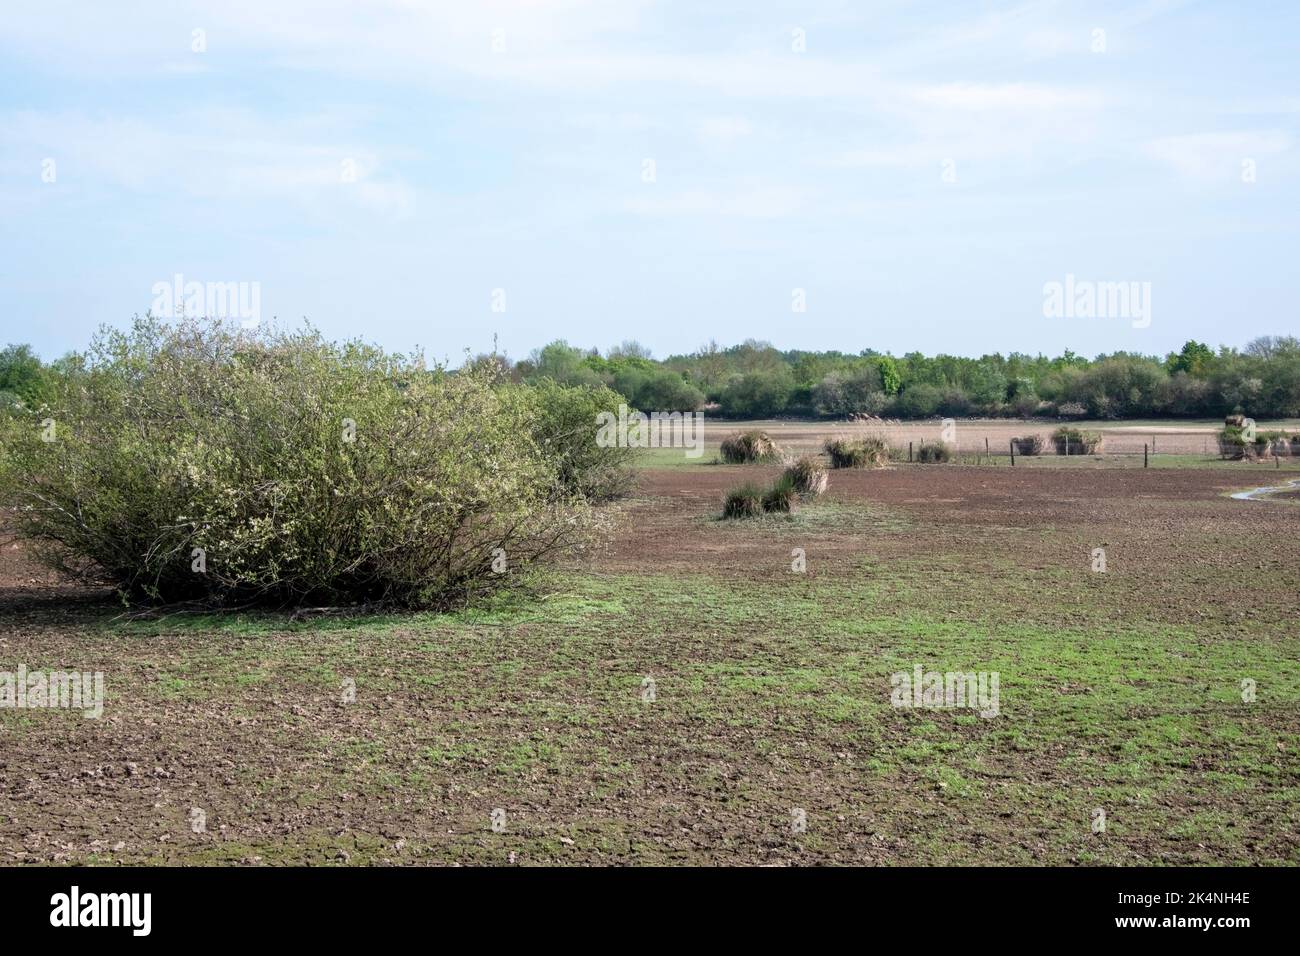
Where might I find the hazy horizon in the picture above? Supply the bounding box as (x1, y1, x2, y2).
(8, 317, 1292, 368)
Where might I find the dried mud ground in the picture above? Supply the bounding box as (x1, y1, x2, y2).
(2, 459, 1298, 866)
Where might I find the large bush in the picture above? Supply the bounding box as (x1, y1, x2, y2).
(0, 318, 608, 609)
(517, 377, 636, 501)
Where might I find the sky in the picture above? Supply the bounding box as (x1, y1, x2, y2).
(1, 0, 1297, 364)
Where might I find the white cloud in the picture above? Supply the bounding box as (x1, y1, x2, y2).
(912, 82, 1103, 111)
(697, 116, 753, 144)
(1141, 131, 1292, 183)
(622, 185, 804, 219)
(0, 109, 417, 218)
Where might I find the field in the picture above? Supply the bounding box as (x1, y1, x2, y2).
(697, 417, 1300, 459)
(2, 423, 1299, 865)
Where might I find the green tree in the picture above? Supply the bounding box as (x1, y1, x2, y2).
(719, 368, 794, 417)
(873, 355, 901, 395)
(0, 344, 52, 406)
(1168, 340, 1213, 377)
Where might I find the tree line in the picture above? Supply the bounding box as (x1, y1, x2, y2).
(498, 336, 1300, 420)
(7, 333, 1300, 422)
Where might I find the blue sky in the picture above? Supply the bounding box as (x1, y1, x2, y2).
(1, 0, 1296, 363)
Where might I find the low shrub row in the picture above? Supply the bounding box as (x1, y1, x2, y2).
(1219, 425, 1300, 459)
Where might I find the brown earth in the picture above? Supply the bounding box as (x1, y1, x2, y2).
(0, 463, 1296, 866)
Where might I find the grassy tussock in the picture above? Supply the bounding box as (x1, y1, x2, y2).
(722, 483, 764, 518)
(720, 430, 781, 463)
(915, 441, 952, 463)
(1052, 426, 1102, 455)
(722, 474, 799, 518)
(823, 435, 889, 469)
(783, 456, 829, 496)
(1012, 435, 1045, 456)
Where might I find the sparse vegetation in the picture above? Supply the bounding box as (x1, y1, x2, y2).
(722, 473, 800, 518)
(5, 454, 1296, 865)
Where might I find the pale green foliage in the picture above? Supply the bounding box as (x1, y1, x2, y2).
(0, 317, 605, 609)
(516, 378, 636, 501)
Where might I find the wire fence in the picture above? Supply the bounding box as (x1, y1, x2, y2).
(699, 421, 1300, 465)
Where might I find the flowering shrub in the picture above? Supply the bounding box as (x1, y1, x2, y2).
(0, 318, 608, 609)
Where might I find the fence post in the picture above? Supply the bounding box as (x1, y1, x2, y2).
(985, 437, 990, 463)
(1144, 443, 1149, 468)
(1009, 439, 1015, 466)
(909, 441, 913, 463)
